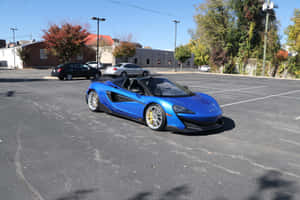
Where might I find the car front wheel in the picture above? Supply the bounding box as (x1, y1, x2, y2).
(87, 90, 101, 112)
(145, 104, 166, 131)
(121, 72, 127, 78)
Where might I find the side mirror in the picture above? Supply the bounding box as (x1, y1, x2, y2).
(183, 85, 189, 90)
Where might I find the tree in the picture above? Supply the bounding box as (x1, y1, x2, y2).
(189, 39, 210, 66)
(175, 45, 192, 69)
(17, 48, 30, 67)
(192, 0, 237, 71)
(42, 23, 89, 63)
(285, 9, 300, 77)
(113, 41, 136, 62)
(286, 9, 300, 53)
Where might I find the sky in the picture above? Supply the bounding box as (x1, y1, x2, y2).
(0, 0, 299, 50)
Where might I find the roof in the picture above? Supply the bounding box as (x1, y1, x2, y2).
(85, 34, 114, 46)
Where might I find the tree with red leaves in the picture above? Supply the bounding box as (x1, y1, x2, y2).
(43, 23, 89, 63)
(276, 50, 288, 62)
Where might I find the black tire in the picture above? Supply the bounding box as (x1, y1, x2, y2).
(86, 76, 90, 80)
(145, 104, 166, 131)
(58, 76, 64, 80)
(87, 90, 101, 112)
(142, 71, 149, 77)
(66, 74, 72, 80)
(94, 72, 101, 80)
(121, 71, 127, 78)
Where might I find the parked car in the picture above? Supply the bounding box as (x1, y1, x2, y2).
(86, 76, 223, 132)
(104, 63, 150, 77)
(86, 61, 104, 69)
(51, 63, 101, 80)
(198, 65, 211, 72)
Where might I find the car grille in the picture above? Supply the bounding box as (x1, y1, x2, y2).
(179, 117, 223, 131)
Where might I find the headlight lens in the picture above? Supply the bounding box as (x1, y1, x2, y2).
(173, 105, 195, 114)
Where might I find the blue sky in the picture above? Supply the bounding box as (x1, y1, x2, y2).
(0, 0, 299, 50)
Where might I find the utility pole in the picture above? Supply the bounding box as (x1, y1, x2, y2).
(262, 0, 277, 76)
(173, 20, 180, 71)
(10, 27, 18, 69)
(91, 17, 106, 71)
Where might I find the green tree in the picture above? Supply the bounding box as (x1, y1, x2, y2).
(286, 9, 300, 53)
(192, 0, 237, 71)
(175, 45, 192, 68)
(230, 0, 279, 74)
(42, 23, 89, 63)
(189, 39, 210, 66)
(285, 9, 300, 77)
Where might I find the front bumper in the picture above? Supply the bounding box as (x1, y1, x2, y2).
(167, 115, 223, 132)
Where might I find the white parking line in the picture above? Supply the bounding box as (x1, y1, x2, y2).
(295, 116, 300, 120)
(209, 86, 267, 94)
(221, 89, 300, 108)
(280, 138, 300, 147)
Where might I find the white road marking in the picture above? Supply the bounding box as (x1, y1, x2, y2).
(209, 86, 267, 94)
(15, 127, 46, 200)
(280, 138, 300, 147)
(221, 90, 300, 108)
(295, 116, 300, 120)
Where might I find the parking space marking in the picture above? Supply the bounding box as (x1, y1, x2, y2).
(209, 86, 267, 94)
(220, 89, 300, 108)
(295, 116, 300, 120)
(280, 138, 300, 147)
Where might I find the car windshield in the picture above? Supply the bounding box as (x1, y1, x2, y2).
(141, 78, 194, 97)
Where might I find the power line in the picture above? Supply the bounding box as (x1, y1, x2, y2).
(105, 0, 178, 18)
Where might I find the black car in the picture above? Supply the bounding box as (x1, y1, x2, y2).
(51, 63, 101, 80)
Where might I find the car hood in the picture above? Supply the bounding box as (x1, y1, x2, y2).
(162, 93, 222, 117)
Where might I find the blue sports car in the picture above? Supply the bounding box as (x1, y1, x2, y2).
(86, 76, 223, 132)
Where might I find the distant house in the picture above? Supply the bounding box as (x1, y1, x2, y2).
(0, 41, 95, 69)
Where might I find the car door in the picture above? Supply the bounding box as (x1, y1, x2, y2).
(80, 64, 91, 76)
(64, 64, 74, 76)
(130, 64, 142, 75)
(106, 80, 146, 119)
(71, 63, 81, 77)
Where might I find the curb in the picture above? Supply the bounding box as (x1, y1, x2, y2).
(156, 71, 300, 81)
(43, 76, 58, 80)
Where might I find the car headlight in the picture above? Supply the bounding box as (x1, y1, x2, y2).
(173, 105, 195, 114)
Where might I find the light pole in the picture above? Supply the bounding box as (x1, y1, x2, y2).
(10, 27, 18, 69)
(173, 20, 180, 71)
(262, 0, 277, 76)
(91, 17, 106, 70)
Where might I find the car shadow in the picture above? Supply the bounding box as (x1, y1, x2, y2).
(170, 116, 235, 136)
(0, 78, 51, 83)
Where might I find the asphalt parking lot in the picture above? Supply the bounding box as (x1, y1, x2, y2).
(1, 69, 300, 200)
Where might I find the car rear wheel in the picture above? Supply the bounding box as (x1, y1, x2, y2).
(58, 76, 64, 80)
(94, 72, 101, 80)
(121, 72, 127, 78)
(142, 71, 149, 77)
(87, 90, 100, 112)
(66, 74, 72, 80)
(145, 104, 166, 131)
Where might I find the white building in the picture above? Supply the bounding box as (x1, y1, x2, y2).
(0, 46, 23, 69)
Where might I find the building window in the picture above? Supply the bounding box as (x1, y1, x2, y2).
(146, 58, 150, 65)
(187, 61, 190, 66)
(157, 59, 161, 64)
(40, 49, 48, 60)
(134, 58, 138, 64)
